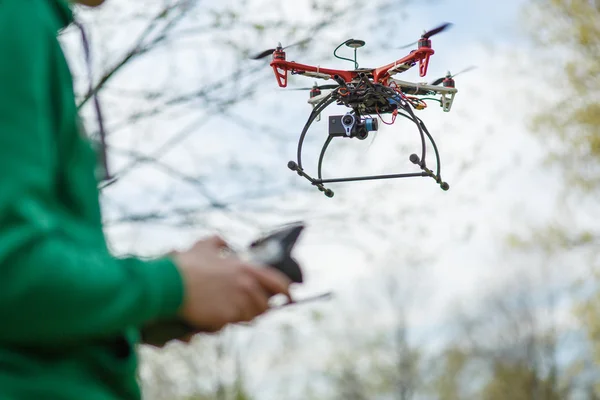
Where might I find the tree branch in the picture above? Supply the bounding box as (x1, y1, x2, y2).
(77, 0, 198, 109)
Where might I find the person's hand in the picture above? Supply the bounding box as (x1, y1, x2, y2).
(172, 235, 293, 333)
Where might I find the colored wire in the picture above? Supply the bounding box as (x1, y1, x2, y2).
(420, 97, 442, 104)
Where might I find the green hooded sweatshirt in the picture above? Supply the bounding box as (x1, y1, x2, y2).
(0, 1, 185, 399)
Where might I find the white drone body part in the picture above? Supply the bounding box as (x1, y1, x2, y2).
(389, 78, 458, 112)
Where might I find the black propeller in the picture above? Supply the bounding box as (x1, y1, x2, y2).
(250, 38, 312, 60)
(423, 22, 453, 39)
(430, 66, 477, 85)
(398, 22, 453, 49)
(287, 83, 340, 91)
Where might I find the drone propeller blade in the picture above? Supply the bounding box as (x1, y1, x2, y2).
(251, 48, 277, 60)
(287, 84, 340, 91)
(422, 22, 453, 39)
(430, 77, 446, 86)
(451, 65, 477, 78)
(397, 41, 418, 50)
(430, 65, 477, 85)
(250, 38, 312, 60)
(397, 22, 453, 49)
(283, 38, 312, 50)
(315, 84, 339, 90)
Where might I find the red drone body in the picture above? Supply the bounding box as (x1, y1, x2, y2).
(269, 44, 434, 88)
(251, 23, 451, 89)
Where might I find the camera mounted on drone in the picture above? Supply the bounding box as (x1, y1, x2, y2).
(329, 112, 379, 140)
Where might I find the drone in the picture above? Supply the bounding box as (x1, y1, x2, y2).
(251, 23, 472, 198)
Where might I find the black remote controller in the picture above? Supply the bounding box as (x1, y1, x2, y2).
(141, 222, 306, 346)
(241, 222, 304, 283)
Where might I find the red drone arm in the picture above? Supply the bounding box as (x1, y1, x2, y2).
(373, 47, 434, 83)
(270, 59, 356, 88)
(269, 46, 434, 88)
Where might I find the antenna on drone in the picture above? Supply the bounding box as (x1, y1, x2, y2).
(333, 38, 366, 69)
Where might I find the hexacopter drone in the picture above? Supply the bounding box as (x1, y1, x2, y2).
(251, 23, 471, 198)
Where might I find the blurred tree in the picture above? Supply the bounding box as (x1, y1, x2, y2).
(520, 0, 600, 394)
(322, 332, 423, 400)
(312, 267, 427, 400)
(480, 360, 562, 400)
(437, 270, 588, 399)
(526, 0, 600, 190)
(427, 346, 470, 400)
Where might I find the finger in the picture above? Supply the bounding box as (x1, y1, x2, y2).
(206, 235, 229, 249)
(234, 296, 257, 323)
(243, 265, 292, 299)
(234, 277, 270, 322)
(241, 277, 271, 316)
(189, 322, 225, 334)
(201, 326, 225, 334)
(177, 333, 195, 343)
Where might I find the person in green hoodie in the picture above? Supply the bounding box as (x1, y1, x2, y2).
(0, 1, 294, 399)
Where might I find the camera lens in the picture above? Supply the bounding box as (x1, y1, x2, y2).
(342, 115, 354, 126)
(355, 127, 368, 140)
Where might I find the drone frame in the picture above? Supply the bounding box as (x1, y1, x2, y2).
(268, 39, 435, 88)
(255, 24, 460, 197)
(286, 73, 451, 198)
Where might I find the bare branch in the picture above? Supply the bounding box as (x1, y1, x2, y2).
(77, 0, 198, 109)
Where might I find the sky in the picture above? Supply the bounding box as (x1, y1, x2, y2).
(63, 0, 588, 398)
